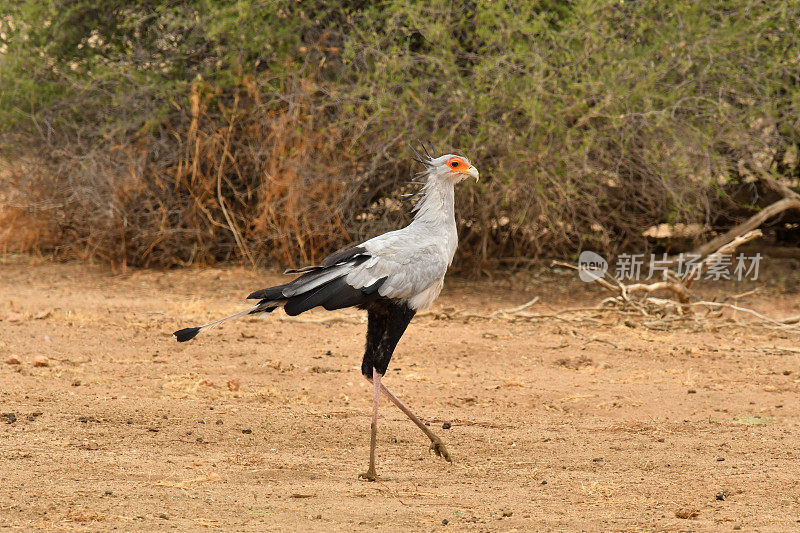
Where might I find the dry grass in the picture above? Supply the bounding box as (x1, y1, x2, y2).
(2, 76, 364, 269)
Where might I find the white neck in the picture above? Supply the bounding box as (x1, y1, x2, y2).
(411, 175, 456, 224)
(409, 173, 459, 264)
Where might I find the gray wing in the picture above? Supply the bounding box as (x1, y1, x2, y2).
(345, 229, 449, 300)
(247, 228, 449, 314)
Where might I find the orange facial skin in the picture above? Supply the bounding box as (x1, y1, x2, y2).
(446, 156, 470, 173)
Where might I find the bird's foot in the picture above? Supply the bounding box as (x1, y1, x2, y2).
(358, 467, 379, 482)
(429, 438, 452, 463)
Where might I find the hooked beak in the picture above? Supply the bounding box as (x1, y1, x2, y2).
(467, 165, 480, 182)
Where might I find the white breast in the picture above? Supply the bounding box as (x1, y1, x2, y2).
(407, 278, 444, 310)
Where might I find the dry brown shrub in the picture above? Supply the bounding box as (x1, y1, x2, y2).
(0, 160, 59, 256)
(0, 207, 54, 255)
(2, 75, 370, 269)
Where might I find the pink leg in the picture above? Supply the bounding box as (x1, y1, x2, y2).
(358, 368, 382, 481)
(380, 381, 451, 462)
(363, 375, 451, 463)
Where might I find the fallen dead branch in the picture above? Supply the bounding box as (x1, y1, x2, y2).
(429, 418, 515, 430)
(552, 228, 800, 335)
(273, 296, 620, 326)
(692, 174, 800, 258)
(494, 296, 541, 315)
(684, 230, 764, 289)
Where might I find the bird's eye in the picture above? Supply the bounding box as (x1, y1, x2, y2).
(451, 161, 459, 167)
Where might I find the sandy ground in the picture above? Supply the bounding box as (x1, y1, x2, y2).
(1, 257, 800, 531)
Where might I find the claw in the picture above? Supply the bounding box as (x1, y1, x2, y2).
(359, 469, 379, 482)
(429, 439, 452, 463)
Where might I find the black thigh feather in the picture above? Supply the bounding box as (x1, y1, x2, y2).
(361, 300, 416, 376)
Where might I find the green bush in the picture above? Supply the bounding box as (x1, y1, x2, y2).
(1, 1, 799, 268)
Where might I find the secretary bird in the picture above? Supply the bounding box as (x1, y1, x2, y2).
(173, 146, 479, 480)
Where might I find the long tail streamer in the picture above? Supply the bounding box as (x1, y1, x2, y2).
(173, 303, 276, 342)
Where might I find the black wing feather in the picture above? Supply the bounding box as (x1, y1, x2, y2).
(282, 245, 367, 275)
(321, 245, 367, 266)
(248, 253, 370, 301)
(322, 276, 386, 311)
(284, 277, 386, 316)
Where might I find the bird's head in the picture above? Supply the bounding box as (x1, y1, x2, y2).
(426, 154, 480, 184)
(411, 143, 479, 184)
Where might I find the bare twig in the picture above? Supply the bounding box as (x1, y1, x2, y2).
(729, 288, 760, 301)
(277, 313, 362, 324)
(623, 281, 690, 303)
(581, 337, 620, 349)
(551, 261, 620, 294)
(691, 301, 799, 330)
(216, 101, 256, 268)
(275, 297, 542, 325)
(491, 296, 540, 316)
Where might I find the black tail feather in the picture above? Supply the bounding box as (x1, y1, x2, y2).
(174, 327, 201, 342)
(178, 252, 378, 341)
(172, 302, 277, 343)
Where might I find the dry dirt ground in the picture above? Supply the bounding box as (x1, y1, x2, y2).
(1, 257, 800, 531)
